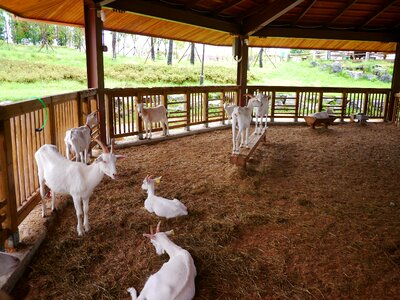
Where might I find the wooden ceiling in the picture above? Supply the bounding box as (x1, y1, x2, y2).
(1, 0, 400, 51)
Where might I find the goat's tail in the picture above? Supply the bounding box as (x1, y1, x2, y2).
(127, 287, 138, 300)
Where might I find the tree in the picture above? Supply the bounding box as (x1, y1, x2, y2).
(167, 39, 173, 65)
(150, 37, 155, 61)
(72, 27, 84, 50)
(190, 43, 195, 65)
(0, 10, 5, 40)
(56, 26, 69, 46)
(259, 48, 263, 68)
(112, 31, 117, 59)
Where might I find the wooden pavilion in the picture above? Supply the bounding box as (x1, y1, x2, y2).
(1, 0, 400, 248)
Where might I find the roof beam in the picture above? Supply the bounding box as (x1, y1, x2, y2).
(104, 0, 240, 34)
(325, 0, 357, 27)
(256, 27, 400, 43)
(293, 0, 317, 25)
(213, 0, 244, 17)
(242, 0, 305, 36)
(358, 0, 398, 29)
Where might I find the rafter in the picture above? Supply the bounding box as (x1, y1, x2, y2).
(104, 0, 240, 34)
(325, 0, 357, 28)
(212, 0, 244, 17)
(293, 0, 317, 25)
(358, 0, 398, 29)
(256, 27, 400, 43)
(242, 0, 305, 36)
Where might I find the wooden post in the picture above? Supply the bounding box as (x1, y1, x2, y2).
(341, 92, 346, 121)
(0, 119, 19, 247)
(137, 95, 144, 139)
(203, 92, 208, 128)
(318, 91, 323, 111)
(388, 43, 400, 122)
(294, 91, 299, 122)
(236, 36, 249, 107)
(185, 92, 190, 131)
(271, 91, 276, 122)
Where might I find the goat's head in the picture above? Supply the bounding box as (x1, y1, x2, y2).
(94, 139, 125, 179)
(86, 111, 99, 128)
(143, 221, 174, 255)
(141, 175, 162, 191)
(247, 96, 262, 109)
(136, 103, 143, 117)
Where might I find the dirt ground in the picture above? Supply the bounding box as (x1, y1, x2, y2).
(10, 122, 400, 299)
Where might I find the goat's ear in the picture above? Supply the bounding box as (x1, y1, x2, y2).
(95, 155, 104, 163)
(165, 230, 174, 236)
(154, 176, 162, 184)
(143, 233, 153, 239)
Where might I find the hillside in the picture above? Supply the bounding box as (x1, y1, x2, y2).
(0, 44, 393, 102)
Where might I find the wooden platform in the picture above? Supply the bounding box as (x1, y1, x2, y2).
(304, 115, 337, 129)
(230, 129, 267, 167)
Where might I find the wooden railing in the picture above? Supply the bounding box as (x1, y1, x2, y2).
(393, 93, 400, 125)
(0, 89, 97, 249)
(0, 85, 395, 249)
(247, 86, 391, 121)
(105, 86, 239, 139)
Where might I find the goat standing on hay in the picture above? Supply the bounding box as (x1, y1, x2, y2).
(231, 96, 262, 154)
(127, 222, 196, 300)
(35, 139, 125, 236)
(253, 93, 271, 134)
(137, 103, 169, 139)
(64, 111, 98, 164)
(141, 175, 188, 219)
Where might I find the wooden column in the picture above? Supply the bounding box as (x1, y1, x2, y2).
(236, 37, 249, 107)
(84, 0, 106, 143)
(388, 43, 400, 122)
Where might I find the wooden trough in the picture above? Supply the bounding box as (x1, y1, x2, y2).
(304, 115, 337, 129)
(230, 129, 267, 167)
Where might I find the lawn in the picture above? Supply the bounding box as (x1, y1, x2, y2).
(0, 43, 393, 102)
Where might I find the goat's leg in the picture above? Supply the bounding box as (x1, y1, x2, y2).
(264, 112, 269, 130)
(165, 119, 170, 136)
(148, 123, 152, 139)
(66, 144, 71, 160)
(51, 191, 56, 212)
(144, 122, 149, 139)
(245, 128, 250, 148)
(127, 287, 138, 300)
(83, 148, 88, 164)
(72, 196, 84, 236)
(238, 129, 244, 149)
(232, 120, 237, 153)
(83, 197, 90, 233)
(255, 114, 259, 134)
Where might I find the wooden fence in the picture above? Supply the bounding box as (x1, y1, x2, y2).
(0, 90, 97, 249)
(0, 85, 395, 249)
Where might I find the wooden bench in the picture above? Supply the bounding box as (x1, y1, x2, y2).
(304, 115, 337, 129)
(230, 129, 267, 168)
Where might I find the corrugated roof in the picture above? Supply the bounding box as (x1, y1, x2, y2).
(1, 0, 400, 52)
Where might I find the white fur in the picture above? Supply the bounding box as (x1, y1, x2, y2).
(0, 252, 19, 276)
(224, 103, 238, 122)
(231, 97, 261, 154)
(312, 107, 334, 119)
(137, 103, 169, 139)
(141, 176, 188, 219)
(64, 111, 98, 164)
(253, 93, 270, 134)
(34, 141, 124, 236)
(128, 224, 196, 300)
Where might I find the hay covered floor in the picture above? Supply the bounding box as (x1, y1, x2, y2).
(12, 123, 400, 299)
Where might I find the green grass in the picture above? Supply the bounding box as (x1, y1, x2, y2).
(0, 43, 393, 102)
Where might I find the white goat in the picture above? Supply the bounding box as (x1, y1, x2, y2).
(253, 93, 271, 134)
(35, 139, 124, 236)
(127, 222, 196, 300)
(0, 252, 20, 276)
(64, 111, 98, 164)
(137, 103, 169, 139)
(231, 97, 261, 154)
(312, 107, 334, 119)
(141, 175, 188, 219)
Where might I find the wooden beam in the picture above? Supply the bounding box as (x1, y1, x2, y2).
(388, 42, 400, 121)
(325, 0, 357, 28)
(358, 0, 398, 29)
(242, 0, 305, 35)
(213, 0, 244, 17)
(293, 0, 317, 25)
(104, 0, 240, 34)
(255, 27, 400, 43)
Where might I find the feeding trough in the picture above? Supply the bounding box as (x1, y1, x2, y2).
(304, 115, 337, 129)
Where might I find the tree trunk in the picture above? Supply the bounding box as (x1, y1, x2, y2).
(150, 37, 155, 61)
(259, 48, 263, 68)
(167, 39, 173, 65)
(190, 43, 195, 65)
(112, 32, 117, 60)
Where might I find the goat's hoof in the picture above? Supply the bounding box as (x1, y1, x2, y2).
(84, 225, 90, 233)
(245, 146, 250, 149)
